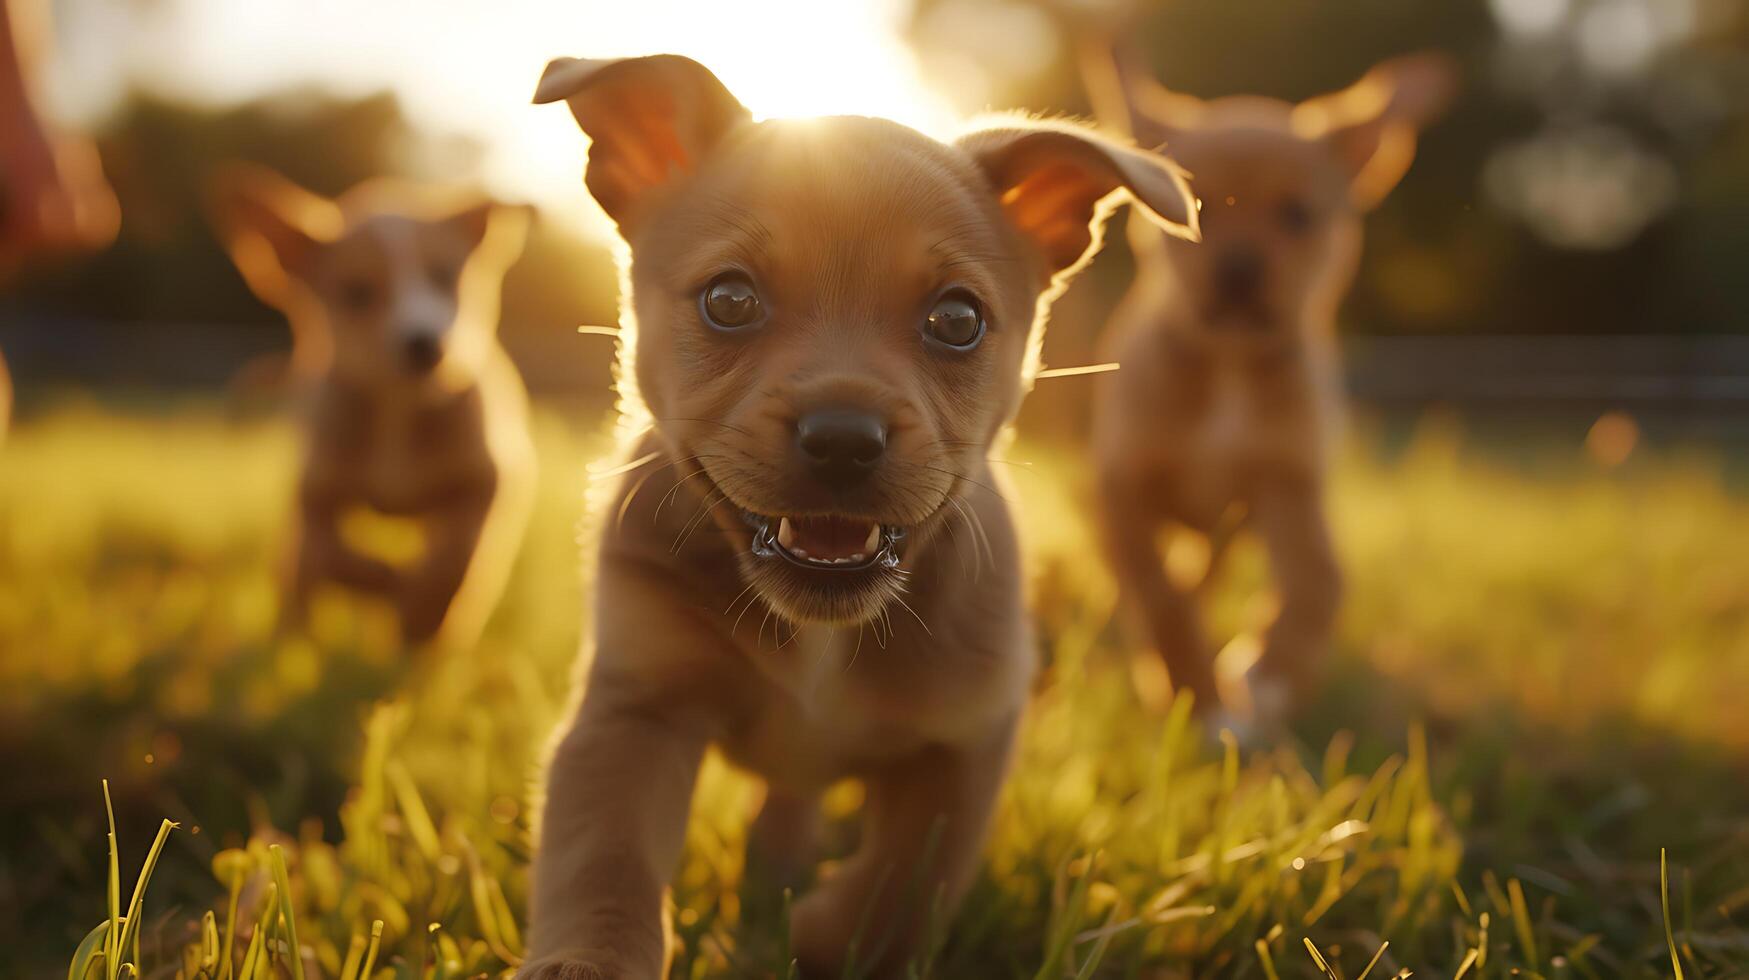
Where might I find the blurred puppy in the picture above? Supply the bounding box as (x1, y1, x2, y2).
(215, 167, 535, 649)
(1087, 45, 1455, 719)
(523, 54, 1195, 979)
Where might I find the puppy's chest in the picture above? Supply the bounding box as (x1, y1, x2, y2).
(1164, 343, 1331, 465)
(718, 624, 1016, 787)
(309, 388, 493, 512)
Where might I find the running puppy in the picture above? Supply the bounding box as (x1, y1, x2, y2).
(1087, 45, 1455, 718)
(215, 167, 536, 649)
(524, 54, 1196, 978)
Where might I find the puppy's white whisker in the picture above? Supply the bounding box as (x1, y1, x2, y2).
(575, 324, 622, 337)
(671, 492, 728, 554)
(653, 460, 712, 524)
(615, 466, 661, 532)
(1035, 361, 1121, 379)
(947, 497, 988, 583)
(845, 624, 865, 672)
(731, 587, 762, 637)
(962, 498, 998, 573)
(937, 508, 973, 582)
(893, 595, 932, 636)
(589, 450, 661, 481)
(723, 580, 758, 617)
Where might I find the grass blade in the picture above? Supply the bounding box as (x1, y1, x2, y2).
(1662, 849, 1685, 980)
(115, 819, 177, 965)
(269, 845, 307, 980)
(1507, 878, 1538, 966)
(67, 921, 110, 980)
(102, 782, 119, 980)
(1256, 937, 1281, 980)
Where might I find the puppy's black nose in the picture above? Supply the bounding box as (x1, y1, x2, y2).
(1215, 248, 1264, 300)
(796, 409, 887, 487)
(403, 335, 443, 373)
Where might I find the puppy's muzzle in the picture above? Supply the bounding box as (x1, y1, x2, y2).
(796, 408, 887, 489)
(1215, 247, 1264, 304)
(403, 334, 444, 374)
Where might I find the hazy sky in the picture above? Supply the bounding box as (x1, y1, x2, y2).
(44, 0, 960, 237)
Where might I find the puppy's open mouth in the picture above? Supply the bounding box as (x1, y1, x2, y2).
(743, 511, 904, 571)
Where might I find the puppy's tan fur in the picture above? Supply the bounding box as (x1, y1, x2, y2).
(523, 55, 1195, 979)
(215, 168, 535, 649)
(1084, 41, 1454, 714)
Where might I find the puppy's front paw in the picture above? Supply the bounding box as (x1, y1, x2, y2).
(515, 955, 618, 980)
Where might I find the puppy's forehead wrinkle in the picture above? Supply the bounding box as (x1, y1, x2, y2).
(706, 200, 774, 254)
(648, 117, 1028, 315)
(719, 118, 1007, 238)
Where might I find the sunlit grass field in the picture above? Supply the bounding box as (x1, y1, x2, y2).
(5, 402, 1749, 978)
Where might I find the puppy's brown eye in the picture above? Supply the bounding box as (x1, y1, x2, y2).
(337, 280, 378, 312)
(925, 291, 985, 350)
(1279, 199, 1313, 235)
(700, 273, 762, 331)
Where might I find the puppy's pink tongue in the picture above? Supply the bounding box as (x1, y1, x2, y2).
(776, 516, 880, 561)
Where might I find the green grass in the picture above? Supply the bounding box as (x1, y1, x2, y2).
(4, 402, 1748, 978)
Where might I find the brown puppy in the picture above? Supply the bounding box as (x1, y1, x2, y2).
(215, 168, 536, 649)
(1087, 45, 1454, 720)
(524, 55, 1195, 979)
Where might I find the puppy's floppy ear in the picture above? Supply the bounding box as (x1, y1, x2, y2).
(1293, 52, 1459, 209)
(211, 164, 341, 306)
(532, 54, 751, 230)
(958, 121, 1200, 273)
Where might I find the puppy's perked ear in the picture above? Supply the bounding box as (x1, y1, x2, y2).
(957, 122, 1200, 274)
(442, 198, 536, 269)
(533, 54, 751, 231)
(210, 164, 341, 307)
(1293, 52, 1459, 209)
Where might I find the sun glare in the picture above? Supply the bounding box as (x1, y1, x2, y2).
(637, 0, 958, 131)
(489, 0, 962, 235)
(54, 0, 960, 239)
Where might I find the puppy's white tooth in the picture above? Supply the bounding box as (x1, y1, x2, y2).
(777, 517, 796, 550)
(863, 524, 881, 553)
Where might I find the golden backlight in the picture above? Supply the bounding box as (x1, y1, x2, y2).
(52, 0, 960, 239)
(505, 0, 962, 234)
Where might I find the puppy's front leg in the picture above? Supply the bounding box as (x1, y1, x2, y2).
(285, 486, 399, 625)
(747, 784, 823, 892)
(789, 717, 1017, 978)
(523, 696, 705, 979)
(399, 484, 494, 645)
(1252, 480, 1342, 699)
(1096, 474, 1218, 709)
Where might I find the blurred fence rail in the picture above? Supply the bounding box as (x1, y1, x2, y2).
(1347, 336, 1749, 408)
(0, 315, 608, 408)
(5, 315, 1749, 418)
